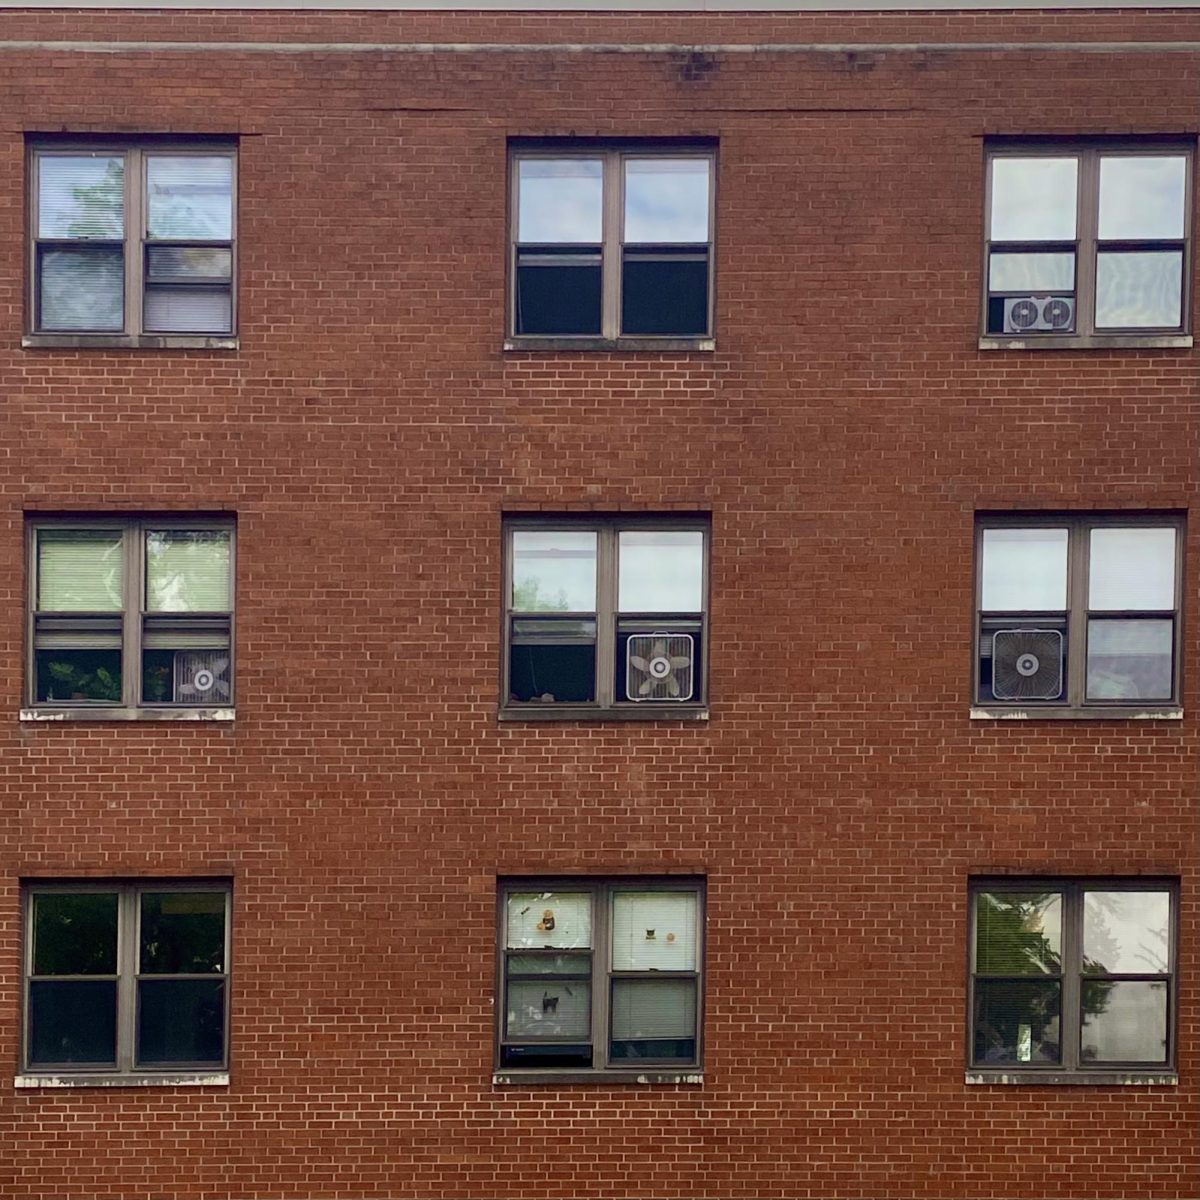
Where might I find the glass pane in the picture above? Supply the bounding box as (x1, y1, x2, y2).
(143, 647, 232, 705)
(146, 530, 232, 612)
(1089, 527, 1176, 610)
(36, 648, 123, 703)
(38, 530, 123, 611)
(973, 979, 1061, 1065)
(29, 980, 118, 1066)
(621, 255, 709, 336)
(988, 251, 1075, 293)
(39, 246, 124, 332)
(1098, 156, 1187, 240)
(32, 892, 118, 975)
(1086, 619, 1173, 701)
(624, 159, 710, 244)
(140, 892, 226, 974)
(1095, 251, 1183, 329)
(509, 641, 595, 704)
(1081, 980, 1168, 1063)
(1084, 891, 1170, 974)
(506, 980, 591, 1039)
(980, 528, 1068, 611)
(515, 257, 602, 336)
(612, 892, 698, 971)
(144, 286, 233, 334)
(146, 246, 232, 282)
(512, 531, 596, 611)
(38, 154, 125, 239)
(618, 531, 704, 612)
(517, 159, 603, 243)
(506, 892, 592, 950)
(974, 892, 1062, 975)
(146, 155, 233, 240)
(611, 979, 696, 1039)
(136, 978, 225, 1065)
(990, 157, 1077, 241)
(506, 953, 591, 976)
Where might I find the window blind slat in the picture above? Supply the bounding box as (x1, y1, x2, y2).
(145, 532, 232, 612)
(38, 155, 125, 240)
(37, 531, 124, 612)
(146, 156, 233, 241)
(612, 892, 697, 971)
(610, 978, 696, 1040)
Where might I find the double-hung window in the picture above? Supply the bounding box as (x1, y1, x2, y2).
(30, 143, 236, 342)
(27, 518, 234, 716)
(969, 880, 1176, 1081)
(497, 879, 703, 1079)
(985, 144, 1191, 342)
(510, 146, 714, 344)
(975, 515, 1182, 714)
(503, 517, 709, 715)
(22, 883, 230, 1082)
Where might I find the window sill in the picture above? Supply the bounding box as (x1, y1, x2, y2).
(970, 706, 1182, 721)
(499, 705, 709, 723)
(22, 334, 238, 351)
(494, 1070, 702, 1086)
(20, 707, 235, 723)
(15, 1071, 229, 1089)
(966, 1070, 1176, 1087)
(978, 334, 1192, 352)
(503, 336, 715, 353)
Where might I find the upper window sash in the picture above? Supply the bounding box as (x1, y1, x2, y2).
(510, 148, 715, 341)
(30, 144, 237, 338)
(974, 516, 1183, 709)
(984, 144, 1192, 339)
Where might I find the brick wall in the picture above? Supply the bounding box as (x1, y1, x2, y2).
(0, 7, 1197, 1199)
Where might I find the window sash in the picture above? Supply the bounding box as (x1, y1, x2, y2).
(983, 145, 1192, 338)
(498, 881, 703, 1073)
(968, 881, 1176, 1073)
(30, 144, 237, 338)
(502, 518, 709, 710)
(23, 883, 231, 1076)
(974, 515, 1183, 709)
(27, 518, 236, 710)
(510, 148, 715, 341)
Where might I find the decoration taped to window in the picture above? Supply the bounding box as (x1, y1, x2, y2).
(506, 892, 592, 950)
(612, 892, 697, 971)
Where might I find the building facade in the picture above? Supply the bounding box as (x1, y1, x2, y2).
(0, 2, 1197, 1197)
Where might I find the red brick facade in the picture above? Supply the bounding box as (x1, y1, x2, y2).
(1, 6, 1198, 1198)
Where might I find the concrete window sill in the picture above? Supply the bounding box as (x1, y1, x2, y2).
(23, 334, 238, 351)
(978, 334, 1192, 352)
(503, 336, 714, 353)
(498, 705, 709, 723)
(20, 707, 235, 723)
(966, 1070, 1176, 1086)
(494, 1070, 702, 1086)
(16, 1072, 229, 1089)
(970, 706, 1182, 721)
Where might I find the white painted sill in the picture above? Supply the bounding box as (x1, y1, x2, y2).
(966, 1070, 1176, 1086)
(494, 1069, 702, 1085)
(15, 1071, 229, 1089)
(978, 334, 1192, 352)
(20, 707, 235, 723)
(23, 334, 238, 351)
(970, 706, 1182, 721)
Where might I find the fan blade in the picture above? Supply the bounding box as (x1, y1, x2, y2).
(638, 676, 655, 696)
(629, 656, 650, 671)
(652, 640, 667, 656)
(666, 675, 680, 697)
(669, 656, 691, 669)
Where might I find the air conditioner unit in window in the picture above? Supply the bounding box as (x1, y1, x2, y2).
(174, 649, 231, 704)
(1003, 296, 1075, 334)
(991, 628, 1064, 701)
(627, 633, 694, 702)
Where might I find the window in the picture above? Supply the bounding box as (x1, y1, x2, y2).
(975, 515, 1182, 712)
(497, 879, 703, 1078)
(969, 880, 1176, 1079)
(30, 143, 236, 341)
(27, 518, 234, 714)
(503, 517, 708, 714)
(22, 883, 230, 1080)
(984, 144, 1191, 341)
(510, 146, 714, 343)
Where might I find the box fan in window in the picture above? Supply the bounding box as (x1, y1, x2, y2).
(990, 628, 1063, 701)
(1003, 296, 1075, 334)
(626, 633, 694, 702)
(174, 649, 231, 704)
